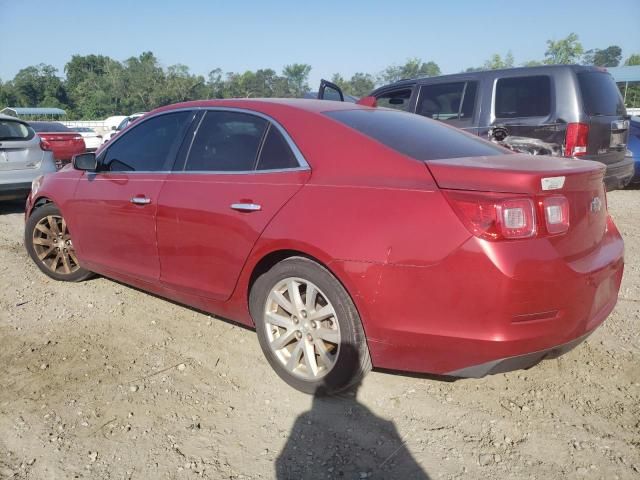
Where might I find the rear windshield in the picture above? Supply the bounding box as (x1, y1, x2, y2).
(0, 119, 34, 141)
(325, 109, 505, 161)
(29, 122, 72, 133)
(577, 72, 625, 116)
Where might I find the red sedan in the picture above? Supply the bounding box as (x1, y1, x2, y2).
(23, 99, 624, 394)
(30, 121, 86, 168)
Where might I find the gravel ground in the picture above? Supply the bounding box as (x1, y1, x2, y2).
(0, 190, 638, 480)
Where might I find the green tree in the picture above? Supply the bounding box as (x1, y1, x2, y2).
(330, 72, 375, 97)
(282, 64, 312, 97)
(583, 45, 622, 67)
(12, 64, 67, 107)
(483, 52, 514, 70)
(544, 33, 584, 65)
(624, 54, 640, 66)
(380, 58, 440, 84)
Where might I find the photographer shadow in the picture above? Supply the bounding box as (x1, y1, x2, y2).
(276, 344, 430, 479)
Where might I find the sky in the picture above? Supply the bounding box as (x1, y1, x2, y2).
(1, 0, 639, 87)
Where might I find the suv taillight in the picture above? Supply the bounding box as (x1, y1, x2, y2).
(443, 191, 537, 240)
(565, 123, 589, 157)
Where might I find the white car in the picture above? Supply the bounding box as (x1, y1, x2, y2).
(69, 127, 102, 151)
(102, 112, 147, 144)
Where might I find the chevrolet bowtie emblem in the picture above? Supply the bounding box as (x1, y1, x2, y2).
(590, 197, 603, 213)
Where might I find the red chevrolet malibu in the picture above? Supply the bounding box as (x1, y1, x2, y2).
(24, 99, 624, 394)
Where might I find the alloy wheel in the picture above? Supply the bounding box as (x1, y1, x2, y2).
(32, 215, 80, 274)
(264, 277, 341, 380)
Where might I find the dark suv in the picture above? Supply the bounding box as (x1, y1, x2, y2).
(320, 65, 633, 190)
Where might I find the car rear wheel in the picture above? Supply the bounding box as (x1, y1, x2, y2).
(25, 203, 93, 282)
(250, 256, 371, 395)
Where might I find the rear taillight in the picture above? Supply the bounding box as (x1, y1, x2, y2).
(541, 196, 570, 235)
(444, 191, 573, 241)
(565, 123, 589, 157)
(40, 139, 52, 151)
(443, 191, 537, 240)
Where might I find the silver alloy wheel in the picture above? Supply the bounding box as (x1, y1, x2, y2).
(32, 214, 80, 274)
(264, 277, 341, 380)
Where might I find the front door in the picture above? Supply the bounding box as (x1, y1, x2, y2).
(156, 109, 310, 300)
(67, 110, 194, 281)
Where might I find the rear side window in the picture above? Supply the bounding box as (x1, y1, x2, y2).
(375, 89, 412, 111)
(185, 111, 267, 171)
(495, 76, 551, 118)
(0, 119, 34, 141)
(325, 109, 505, 161)
(417, 81, 477, 122)
(103, 111, 191, 172)
(577, 72, 625, 116)
(256, 126, 299, 170)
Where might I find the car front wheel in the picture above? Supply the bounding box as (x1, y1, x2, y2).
(25, 203, 93, 282)
(250, 256, 371, 395)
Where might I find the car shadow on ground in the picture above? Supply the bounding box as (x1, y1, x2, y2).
(0, 200, 25, 215)
(275, 345, 431, 479)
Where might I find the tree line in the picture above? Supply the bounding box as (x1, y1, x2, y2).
(1, 33, 638, 120)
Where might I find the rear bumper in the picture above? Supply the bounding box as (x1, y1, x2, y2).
(0, 182, 31, 200)
(601, 155, 635, 190)
(333, 217, 624, 377)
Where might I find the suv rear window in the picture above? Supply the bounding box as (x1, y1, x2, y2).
(0, 119, 34, 141)
(325, 109, 505, 161)
(577, 72, 625, 116)
(495, 76, 551, 118)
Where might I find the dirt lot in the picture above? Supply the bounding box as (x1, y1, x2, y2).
(0, 190, 638, 480)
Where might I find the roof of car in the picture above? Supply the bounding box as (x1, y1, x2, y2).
(152, 98, 371, 116)
(374, 64, 612, 91)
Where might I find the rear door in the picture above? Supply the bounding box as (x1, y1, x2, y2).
(0, 118, 43, 172)
(67, 110, 194, 281)
(318, 79, 345, 101)
(484, 74, 565, 156)
(156, 109, 310, 301)
(576, 70, 629, 165)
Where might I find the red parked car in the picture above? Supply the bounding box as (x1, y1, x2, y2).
(29, 121, 86, 168)
(23, 99, 624, 394)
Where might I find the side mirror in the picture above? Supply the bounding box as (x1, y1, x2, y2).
(73, 152, 97, 171)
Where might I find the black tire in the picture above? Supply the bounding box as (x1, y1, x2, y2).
(250, 256, 371, 395)
(25, 203, 93, 282)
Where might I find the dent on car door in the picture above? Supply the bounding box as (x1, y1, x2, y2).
(156, 109, 310, 301)
(67, 110, 195, 280)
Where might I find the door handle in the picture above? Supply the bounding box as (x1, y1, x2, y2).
(230, 203, 261, 212)
(130, 196, 151, 205)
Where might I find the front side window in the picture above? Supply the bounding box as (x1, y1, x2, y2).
(417, 81, 477, 122)
(495, 76, 551, 118)
(102, 111, 191, 172)
(185, 111, 268, 172)
(375, 88, 413, 111)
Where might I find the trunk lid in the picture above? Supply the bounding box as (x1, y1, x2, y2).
(428, 154, 608, 258)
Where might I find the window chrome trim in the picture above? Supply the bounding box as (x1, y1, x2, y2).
(97, 106, 311, 175)
(181, 107, 310, 173)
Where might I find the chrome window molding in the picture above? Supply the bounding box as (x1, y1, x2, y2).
(100, 105, 311, 175)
